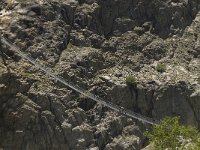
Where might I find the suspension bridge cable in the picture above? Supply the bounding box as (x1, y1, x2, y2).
(1, 36, 160, 125)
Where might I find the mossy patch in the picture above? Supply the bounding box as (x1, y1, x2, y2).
(156, 63, 166, 73)
(125, 75, 137, 86)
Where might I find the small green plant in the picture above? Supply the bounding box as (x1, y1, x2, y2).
(156, 63, 166, 73)
(144, 116, 200, 150)
(126, 75, 137, 86)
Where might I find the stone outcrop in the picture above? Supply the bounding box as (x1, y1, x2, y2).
(0, 0, 200, 149)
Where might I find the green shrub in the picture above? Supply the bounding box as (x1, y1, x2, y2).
(126, 76, 137, 86)
(144, 116, 200, 150)
(156, 63, 166, 73)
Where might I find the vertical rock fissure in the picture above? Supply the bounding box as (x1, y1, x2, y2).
(47, 96, 71, 149)
(186, 97, 199, 128)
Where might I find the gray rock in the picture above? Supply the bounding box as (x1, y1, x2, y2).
(110, 84, 137, 109)
(152, 83, 198, 126)
(1, 0, 200, 149)
(104, 135, 141, 150)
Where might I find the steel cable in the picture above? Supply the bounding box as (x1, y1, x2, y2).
(1, 36, 160, 125)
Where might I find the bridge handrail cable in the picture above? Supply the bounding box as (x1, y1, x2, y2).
(1, 36, 160, 125)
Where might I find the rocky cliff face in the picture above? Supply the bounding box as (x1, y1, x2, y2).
(0, 0, 200, 149)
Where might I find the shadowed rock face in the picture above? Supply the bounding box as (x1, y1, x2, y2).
(0, 0, 200, 149)
(73, 0, 200, 37)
